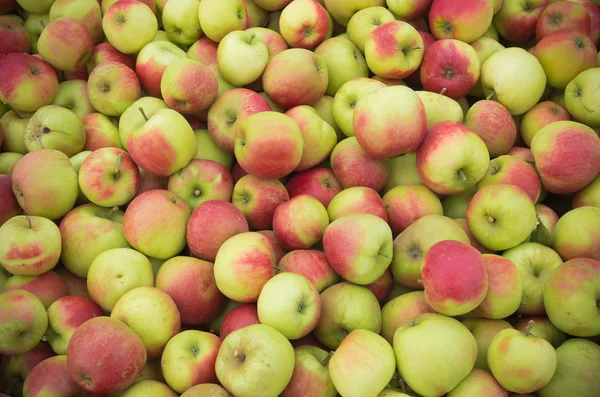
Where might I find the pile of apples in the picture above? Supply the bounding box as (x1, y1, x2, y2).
(1, 0, 600, 396)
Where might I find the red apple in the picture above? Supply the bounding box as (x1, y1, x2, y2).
(231, 174, 290, 230)
(536, 0, 591, 40)
(520, 101, 571, 146)
(493, 0, 550, 42)
(135, 40, 186, 98)
(326, 186, 387, 222)
(257, 229, 287, 263)
(476, 154, 542, 203)
(0, 16, 29, 58)
(428, 0, 495, 43)
(3, 270, 67, 309)
(278, 249, 340, 292)
(273, 194, 329, 250)
(382, 184, 443, 237)
(37, 17, 94, 72)
(187, 36, 219, 66)
(82, 112, 123, 150)
(0, 175, 20, 225)
(220, 303, 260, 340)
(330, 137, 390, 191)
(23, 355, 91, 397)
(87, 42, 135, 72)
(364, 267, 393, 303)
(285, 167, 343, 208)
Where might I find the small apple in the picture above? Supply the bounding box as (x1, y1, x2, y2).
(330, 137, 390, 191)
(285, 167, 342, 207)
(102, 0, 158, 54)
(24, 105, 86, 157)
(536, 0, 591, 40)
(0, 15, 30, 58)
(520, 101, 571, 146)
(0, 290, 48, 354)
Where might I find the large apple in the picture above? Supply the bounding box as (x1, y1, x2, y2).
(428, 0, 494, 42)
(102, 0, 158, 54)
(0, 290, 48, 354)
(333, 77, 386, 137)
(37, 17, 94, 72)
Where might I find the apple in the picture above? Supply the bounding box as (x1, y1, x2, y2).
(0, 53, 59, 114)
(156, 256, 225, 325)
(272, 194, 329, 250)
(56, 268, 91, 300)
(67, 316, 147, 394)
(503, 242, 563, 315)
(332, 77, 385, 137)
(120, 380, 178, 397)
(24, 105, 86, 157)
(463, 318, 513, 371)
(246, 26, 290, 60)
(393, 313, 478, 397)
(384, 152, 424, 192)
(382, 184, 443, 237)
(0, 111, 29, 155)
(101, 0, 157, 14)
(476, 155, 542, 203)
(51, 80, 95, 121)
(469, 36, 506, 97)
(330, 329, 395, 397)
(12, 149, 79, 220)
(2, 270, 66, 309)
(507, 146, 535, 164)
(160, 58, 218, 114)
(531, 120, 600, 194)
(220, 303, 260, 339)
(417, 120, 490, 195)
(448, 369, 508, 397)
(102, 0, 158, 54)
(119, 97, 169, 150)
(281, 345, 336, 397)
(180, 384, 232, 397)
(278, 249, 340, 292)
(192, 129, 235, 169)
(49, 0, 103, 44)
(161, 0, 202, 46)
(87, 61, 142, 117)
(0, 290, 48, 354)
(37, 17, 94, 72)
(87, 247, 154, 312)
(197, 0, 247, 42)
(0, 341, 56, 396)
(454, 217, 495, 255)
(87, 42, 136, 72)
(364, 21, 424, 79)
(464, 100, 517, 157)
(285, 168, 342, 208)
(573, 174, 600, 208)
(22, 355, 93, 397)
(416, 91, 464, 128)
(0, 153, 23, 174)
(279, 0, 331, 50)
(216, 324, 295, 397)
(245, 0, 269, 28)
(481, 47, 546, 115)
(231, 174, 289, 230)
(487, 321, 557, 394)
(387, 0, 431, 20)
(0, 175, 20, 225)
(520, 101, 571, 146)
(330, 137, 390, 191)
(391, 214, 470, 289)
(493, 0, 550, 42)
(127, 108, 198, 177)
(346, 6, 395, 54)
(537, 338, 600, 397)
(536, 0, 591, 40)
(428, 0, 494, 42)
(218, 31, 269, 88)
(565, 67, 600, 127)
(323, 0, 386, 26)
(135, 40, 187, 98)
(535, 203, 559, 236)
(380, 291, 434, 344)
(327, 186, 386, 222)
(263, 48, 329, 109)
(0, 15, 30, 57)
(123, 190, 191, 260)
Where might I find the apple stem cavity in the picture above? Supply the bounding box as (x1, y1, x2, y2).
(138, 107, 149, 122)
(233, 349, 246, 363)
(113, 154, 123, 179)
(525, 320, 535, 336)
(320, 351, 334, 367)
(456, 168, 467, 182)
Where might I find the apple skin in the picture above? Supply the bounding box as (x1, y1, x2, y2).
(87, 61, 142, 117)
(382, 184, 443, 237)
(493, 0, 550, 42)
(193, 128, 235, 170)
(428, 0, 494, 42)
(573, 174, 600, 208)
(448, 369, 508, 397)
(263, 48, 329, 109)
(0, 111, 30, 155)
(487, 324, 557, 394)
(88, 42, 135, 72)
(327, 186, 387, 222)
(531, 120, 600, 194)
(385, 151, 424, 192)
(520, 101, 571, 147)
(285, 167, 343, 207)
(119, 97, 169, 151)
(0, 15, 30, 57)
(278, 249, 340, 292)
(231, 174, 290, 230)
(314, 282, 382, 349)
(463, 318, 513, 371)
(24, 105, 86, 157)
(279, 0, 331, 49)
(120, 380, 178, 397)
(273, 194, 329, 250)
(476, 155, 542, 203)
(330, 137, 390, 191)
(56, 268, 91, 300)
(220, 303, 260, 340)
(51, 79, 95, 122)
(67, 316, 147, 395)
(0, 53, 59, 114)
(416, 91, 464, 128)
(420, 39, 481, 100)
(214, 231, 277, 302)
(537, 338, 600, 397)
(281, 345, 337, 397)
(464, 100, 517, 157)
(156, 256, 225, 326)
(364, 21, 424, 79)
(161, 58, 219, 114)
(391, 214, 471, 289)
(535, 203, 559, 234)
(0, 290, 48, 355)
(333, 77, 386, 138)
(0, 153, 23, 175)
(197, 0, 248, 42)
(37, 17, 94, 72)
(354, 85, 427, 159)
(417, 120, 490, 195)
(101, 0, 157, 14)
(161, 0, 203, 46)
(565, 67, 600, 128)
(22, 355, 93, 397)
(471, 254, 522, 319)
(422, 240, 488, 316)
(187, 200, 249, 262)
(454, 217, 495, 255)
(49, 0, 104, 44)
(180, 383, 232, 397)
(469, 36, 505, 97)
(82, 113, 122, 150)
(135, 40, 187, 98)
(235, 111, 304, 180)
(387, 0, 431, 20)
(394, 313, 478, 397)
(513, 317, 566, 348)
(3, 270, 66, 310)
(380, 291, 434, 344)
(102, 0, 158, 54)
(0, 175, 20, 225)
(207, 88, 272, 152)
(536, 1, 591, 40)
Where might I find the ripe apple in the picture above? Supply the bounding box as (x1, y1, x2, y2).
(314, 282, 381, 349)
(428, 0, 494, 42)
(493, 0, 550, 42)
(480, 47, 546, 115)
(503, 242, 563, 315)
(285, 167, 342, 207)
(380, 291, 434, 344)
(464, 100, 517, 157)
(346, 6, 395, 54)
(101, 0, 157, 13)
(156, 256, 226, 325)
(160, 58, 218, 114)
(197, 0, 248, 42)
(383, 185, 443, 237)
(87, 247, 154, 311)
(120, 380, 178, 397)
(447, 368, 508, 396)
(393, 313, 478, 397)
(216, 324, 295, 397)
(565, 67, 600, 127)
(391, 214, 470, 289)
(330, 136, 390, 191)
(119, 97, 169, 150)
(281, 345, 337, 397)
(573, 174, 600, 208)
(364, 21, 424, 79)
(87, 42, 135, 71)
(531, 120, 600, 194)
(135, 40, 187, 98)
(102, 0, 158, 54)
(0, 111, 29, 155)
(180, 384, 232, 397)
(263, 48, 329, 109)
(50, 80, 95, 121)
(49, 0, 103, 44)
(469, 36, 505, 97)
(2, 270, 66, 309)
(278, 249, 340, 292)
(0, 290, 48, 354)
(333, 77, 385, 137)
(87, 61, 142, 116)
(22, 355, 93, 397)
(272, 194, 329, 250)
(520, 101, 571, 146)
(327, 186, 386, 222)
(37, 17, 94, 72)
(487, 322, 557, 394)
(161, 0, 202, 46)
(246, 26, 290, 60)
(161, 330, 221, 393)
(0, 53, 59, 113)
(387, 0, 431, 20)
(0, 175, 20, 225)
(231, 174, 289, 230)
(416, 91, 464, 128)
(279, 0, 330, 49)
(472, 254, 523, 319)
(0, 15, 30, 57)
(463, 318, 513, 370)
(127, 108, 198, 177)
(220, 303, 260, 339)
(67, 316, 147, 394)
(476, 155, 542, 203)
(24, 105, 86, 157)
(536, 0, 591, 40)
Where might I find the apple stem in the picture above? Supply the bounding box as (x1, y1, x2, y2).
(138, 107, 148, 122)
(113, 154, 123, 179)
(273, 265, 281, 274)
(525, 320, 535, 336)
(457, 168, 467, 182)
(106, 206, 118, 219)
(26, 216, 32, 229)
(320, 351, 334, 367)
(486, 91, 496, 101)
(39, 20, 46, 28)
(439, 88, 447, 96)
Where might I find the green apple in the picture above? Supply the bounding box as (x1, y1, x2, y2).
(447, 368, 508, 396)
(394, 313, 477, 397)
(466, 184, 537, 251)
(0, 152, 23, 175)
(161, 0, 202, 46)
(121, 380, 178, 397)
(333, 77, 385, 137)
(416, 91, 464, 128)
(463, 318, 513, 371)
(51, 79, 96, 120)
(0, 290, 48, 354)
(102, 0, 158, 54)
(480, 47, 546, 115)
(487, 322, 557, 394)
(87, 61, 142, 117)
(193, 129, 234, 169)
(49, 0, 104, 44)
(469, 36, 505, 97)
(513, 317, 566, 348)
(324, 0, 387, 26)
(119, 97, 169, 150)
(24, 13, 51, 53)
(314, 36, 369, 96)
(135, 40, 187, 98)
(346, 6, 395, 54)
(198, 0, 248, 42)
(442, 186, 476, 219)
(314, 282, 381, 349)
(86, 247, 155, 312)
(24, 105, 86, 157)
(217, 30, 270, 86)
(385, 152, 424, 192)
(538, 338, 600, 397)
(313, 95, 343, 139)
(330, 329, 396, 397)
(70, 150, 92, 205)
(215, 324, 295, 397)
(552, 206, 600, 261)
(565, 67, 600, 127)
(281, 345, 337, 397)
(0, 111, 29, 154)
(17, 0, 54, 14)
(380, 291, 434, 344)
